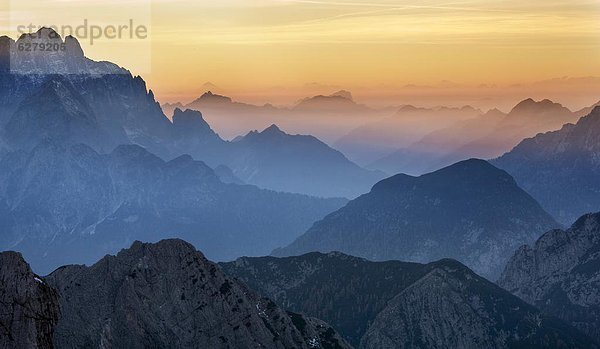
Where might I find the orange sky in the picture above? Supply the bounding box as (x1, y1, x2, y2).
(2, 0, 600, 109)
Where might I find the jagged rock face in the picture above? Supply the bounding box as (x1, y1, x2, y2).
(0, 29, 171, 156)
(499, 212, 600, 343)
(361, 260, 595, 349)
(274, 159, 559, 279)
(4, 76, 110, 152)
(0, 252, 60, 349)
(0, 142, 346, 274)
(45, 239, 351, 349)
(493, 107, 600, 225)
(222, 253, 596, 349)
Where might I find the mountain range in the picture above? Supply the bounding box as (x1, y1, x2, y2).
(0, 140, 346, 274)
(0, 28, 383, 199)
(499, 212, 600, 344)
(370, 98, 584, 175)
(169, 108, 385, 198)
(222, 251, 597, 348)
(493, 106, 600, 224)
(274, 159, 559, 279)
(165, 90, 388, 144)
(334, 105, 482, 165)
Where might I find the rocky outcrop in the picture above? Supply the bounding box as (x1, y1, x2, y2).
(499, 212, 600, 343)
(274, 159, 559, 279)
(223, 253, 596, 348)
(222, 252, 428, 347)
(361, 259, 594, 349)
(0, 252, 60, 349)
(44, 239, 351, 349)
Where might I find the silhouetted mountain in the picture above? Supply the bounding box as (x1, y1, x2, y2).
(499, 212, 600, 343)
(222, 252, 596, 348)
(493, 106, 600, 224)
(228, 124, 385, 197)
(294, 92, 370, 113)
(43, 239, 351, 349)
(370, 108, 506, 175)
(0, 141, 346, 274)
(274, 159, 559, 278)
(0, 251, 60, 349)
(336, 105, 482, 165)
(161, 101, 184, 118)
(369, 99, 581, 175)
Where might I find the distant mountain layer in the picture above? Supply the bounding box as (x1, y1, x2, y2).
(335, 105, 482, 165)
(493, 106, 600, 225)
(274, 159, 559, 279)
(170, 108, 385, 198)
(371, 98, 582, 175)
(1, 240, 351, 349)
(0, 141, 345, 274)
(175, 90, 387, 144)
(499, 212, 600, 344)
(222, 252, 596, 349)
(0, 29, 381, 199)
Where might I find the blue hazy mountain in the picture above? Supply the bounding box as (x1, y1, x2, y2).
(0, 141, 345, 274)
(493, 106, 600, 225)
(370, 98, 580, 176)
(222, 252, 596, 348)
(0, 28, 381, 199)
(274, 159, 559, 279)
(499, 212, 600, 344)
(169, 108, 384, 198)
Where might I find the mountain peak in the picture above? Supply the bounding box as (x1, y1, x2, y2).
(171, 108, 218, 139)
(510, 98, 568, 114)
(331, 90, 354, 101)
(196, 91, 232, 104)
(5, 27, 125, 75)
(262, 124, 284, 135)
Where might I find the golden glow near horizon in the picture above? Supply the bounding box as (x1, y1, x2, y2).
(1, 0, 600, 108)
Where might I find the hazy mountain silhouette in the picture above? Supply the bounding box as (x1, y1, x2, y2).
(493, 106, 600, 224)
(274, 159, 559, 279)
(370, 108, 506, 175)
(167, 89, 390, 144)
(0, 29, 382, 199)
(0, 140, 346, 274)
(370, 98, 582, 175)
(335, 105, 482, 165)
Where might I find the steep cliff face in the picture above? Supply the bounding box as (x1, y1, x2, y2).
(499, 212, 600, 343)
(275, 159, 559, 279)
(0, 252, 60, 349)
(44, 239, 350, 349)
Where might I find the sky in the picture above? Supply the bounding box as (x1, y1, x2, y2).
(2, 0, 600, 109)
